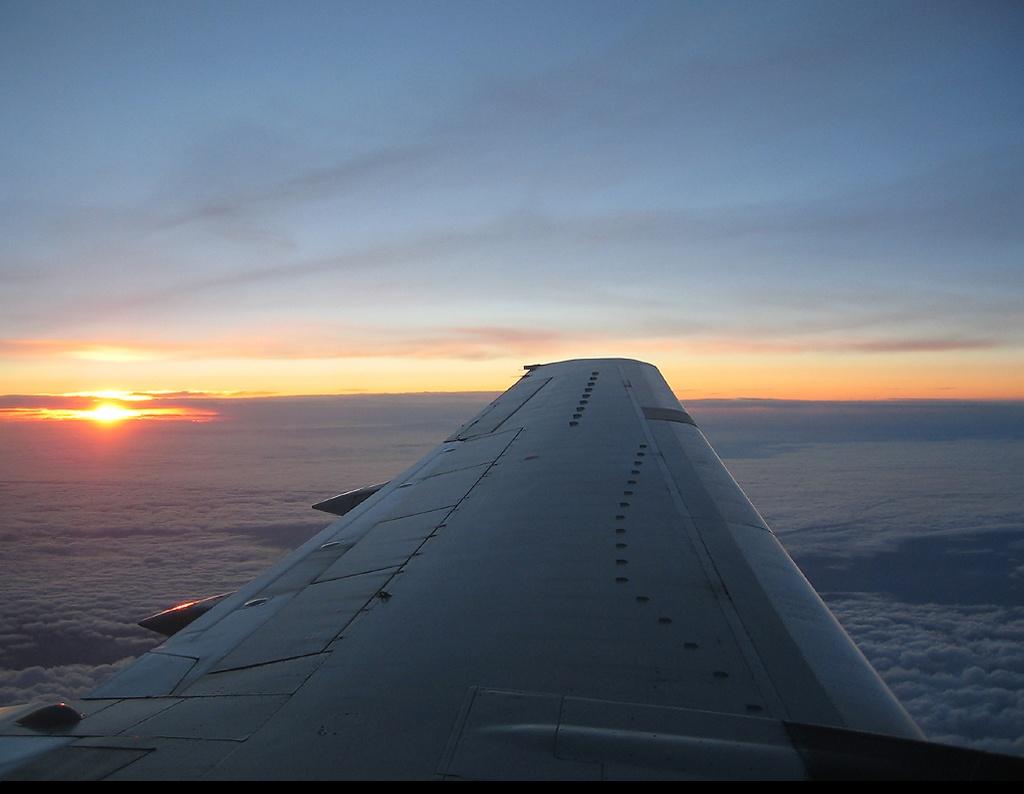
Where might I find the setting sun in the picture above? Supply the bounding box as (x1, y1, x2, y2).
(0, 396, 216, 423)
(85, 403, 140, 424)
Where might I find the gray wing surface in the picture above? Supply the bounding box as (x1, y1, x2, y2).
(4, 358, 1021, 779)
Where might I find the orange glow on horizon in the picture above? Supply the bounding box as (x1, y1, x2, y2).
(0, 403, 217, 423)
(69, 346, 165, 363)
(1, 339, 1022, 403)
(1, 328, 1020, 401)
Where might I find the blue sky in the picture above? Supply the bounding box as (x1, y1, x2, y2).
(1, 1, 1022, 397)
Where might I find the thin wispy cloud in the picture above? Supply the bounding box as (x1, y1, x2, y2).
(0, 2, 1021, 398)
(0, 327, 1007, 370)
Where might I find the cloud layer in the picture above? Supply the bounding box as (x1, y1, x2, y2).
(1, 395, 1022, 756)
(830, 596, 1024, 756)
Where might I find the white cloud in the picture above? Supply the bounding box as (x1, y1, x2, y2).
(829, 595, 1024, 756)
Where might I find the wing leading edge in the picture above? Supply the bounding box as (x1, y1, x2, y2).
(2, 358, 1021, 780)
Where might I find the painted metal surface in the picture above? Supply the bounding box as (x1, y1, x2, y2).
(6, 357, 1008, 779)
(138, 593, 232, 637)
(312, 481, 389, 516)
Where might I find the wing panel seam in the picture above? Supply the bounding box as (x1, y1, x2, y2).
(617, 362, 790, 720)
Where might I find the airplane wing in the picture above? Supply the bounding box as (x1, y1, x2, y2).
(2, 358, 1021, 779)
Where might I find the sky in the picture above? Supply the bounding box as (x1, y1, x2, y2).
(1, 0, 1022, 400)
(1, 0, 1023, 767)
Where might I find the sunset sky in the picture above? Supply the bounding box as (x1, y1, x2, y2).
(3, 2, 1024, 761)
(2, 1, 1022, 409)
